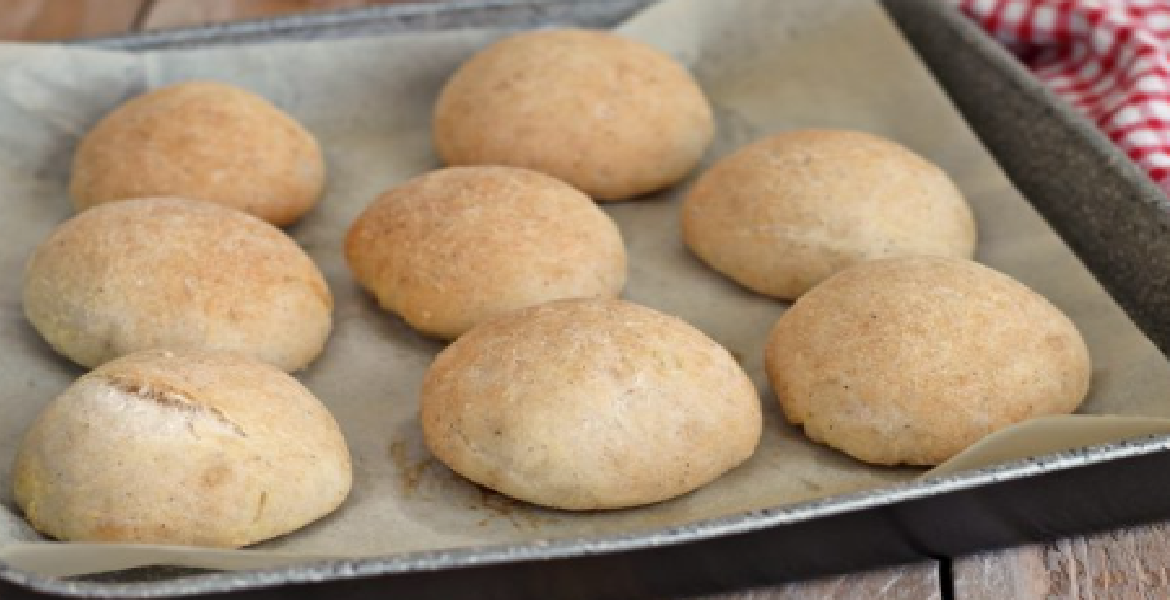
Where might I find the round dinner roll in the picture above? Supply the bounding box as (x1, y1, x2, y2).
(71, 81, 325, 226)
(765, 256, 1091, 467)
(12, 350, 352, 548)
(433, 29, 713, 201)
(421, 298, 762, 510)
(23, 197, 332, 371)
(345, 166, 626, 339)
(682, 130, 977, 299)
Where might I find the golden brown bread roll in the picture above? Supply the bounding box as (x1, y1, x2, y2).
(70, 81, 325, 226)
(12, 350, 352, 548)
(765, 256, 1092, 466)
(683, 130, 977, 299)
(23, 197, 332, 371)
(434, 29, 713, 201)
(421, 298, 762, 510)
(345, 166, 626, 339)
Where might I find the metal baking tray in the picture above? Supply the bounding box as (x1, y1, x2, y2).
(4, 0, 1170, 597)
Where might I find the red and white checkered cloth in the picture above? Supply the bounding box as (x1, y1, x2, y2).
(956, 0, 1170, 192)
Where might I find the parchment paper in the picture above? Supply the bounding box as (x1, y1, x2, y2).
(2, 0, 1170, 578)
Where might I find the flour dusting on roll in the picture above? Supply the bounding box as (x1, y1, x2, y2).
(421, 298, 762, 510)
(12, 350, 352, 548)
(766, 256, 1091, 466)
(683, 130, 977, 299)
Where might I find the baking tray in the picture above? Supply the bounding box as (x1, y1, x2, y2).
(4, 0, 1170, 598)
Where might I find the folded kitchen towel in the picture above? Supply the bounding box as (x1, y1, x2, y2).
(956, 0, 1170, 196)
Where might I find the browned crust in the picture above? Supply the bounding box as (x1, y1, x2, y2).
(70, 81, 325, 226)
(23, 197, 333, 371)
(434, 29, 713, 200)
(345, 166, 626, 339)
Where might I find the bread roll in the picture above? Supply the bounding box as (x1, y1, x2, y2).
(23, 197, 332, 371)
(12, 350, 352, 548)
(345, 166, 626, 339)
(765, 256, 1091, 466)
(71, 81, 324, 226)
(421, 298, 762, 510)
(683, 130, 977, 299)
(434, 29, 713, 201)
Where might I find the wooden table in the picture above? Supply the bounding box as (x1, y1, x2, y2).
(6, 1, 1170, 598)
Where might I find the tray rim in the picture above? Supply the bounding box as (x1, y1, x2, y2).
(4, 0, 1170, 596)
(6, 430, 1170, 597)
(77, 0, 646, 50)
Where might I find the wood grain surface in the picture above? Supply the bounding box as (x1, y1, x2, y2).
(954, 526, 1170, 599)
(4, 2, 1170, 599)
(142, 0, 428, 30)
(701, 563, 942, 600)
(0, 0, 148, 41)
